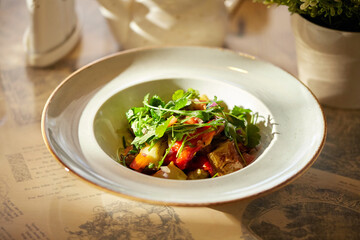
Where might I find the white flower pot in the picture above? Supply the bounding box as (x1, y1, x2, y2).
(291, 14, 360, 109)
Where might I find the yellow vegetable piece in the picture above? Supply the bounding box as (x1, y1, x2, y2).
(130, 140, 166, 171)
(153, 162, 187, 180)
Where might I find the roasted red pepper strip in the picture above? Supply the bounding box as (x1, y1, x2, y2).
(184, 116, 201, 124)
(165, 126, 216, 170)
(174, 145, 202, 170)
(189, 155, 215, 176)
(200, 157, 215, 176)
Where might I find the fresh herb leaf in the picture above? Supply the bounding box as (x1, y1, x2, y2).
(150, 108, 162, 121)
(143, 93, 150, 106)
(187, 88, 200, 99)
(227, 114, 246, 129)
(224, 121, 247, 165)
(155, 117, 172, 138)
(149, 95, 165, 107)
(126, 109, 135, 120)
(157, 139, 175, 168)
(173, 97, 190, 110)
(246, 123, 261, 148)
(231, 106, 251, 116)
(176, 136, 187, 158)
(224, 121, 237, 141)
(131, 129, 156, 146)
(172, 89, 184, 101)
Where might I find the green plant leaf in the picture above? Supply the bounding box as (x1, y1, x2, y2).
(155, 117, 172, 138)
(132, 129, 156, 146)
(230, 106, 251, 116)
(246, 123, 261, 148)
(173, 97, 190, 110)
(149, 95, 165, 107)
(172, 89, 184, 101)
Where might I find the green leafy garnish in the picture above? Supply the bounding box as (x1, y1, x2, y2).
(124, 88, 262, 167)
(246, 123, 261, 148)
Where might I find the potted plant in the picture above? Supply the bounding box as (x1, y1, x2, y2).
(254, 0, 360, 109)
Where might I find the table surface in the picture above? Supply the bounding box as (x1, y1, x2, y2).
(1, 0, 359, 239)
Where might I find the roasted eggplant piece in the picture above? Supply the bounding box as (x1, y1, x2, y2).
(207, 141, 243, 176)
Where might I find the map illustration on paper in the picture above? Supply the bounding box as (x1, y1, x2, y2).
(242, 182, 360, 240)
(66, 200, 194, 240)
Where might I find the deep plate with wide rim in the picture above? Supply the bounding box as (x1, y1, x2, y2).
(41, 46, 326, 206)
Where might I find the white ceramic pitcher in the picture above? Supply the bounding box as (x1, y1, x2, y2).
(24, 0, 80, 67)
(97, 0, 240, 49)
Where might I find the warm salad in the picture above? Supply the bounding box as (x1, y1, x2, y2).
(117, 89, 262, 180)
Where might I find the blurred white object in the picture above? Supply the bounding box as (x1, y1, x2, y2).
(291, 14, 360, 109)
(96, 0, 240, 49)
(24, 0, 81, 67)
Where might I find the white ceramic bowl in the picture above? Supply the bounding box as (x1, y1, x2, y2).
(41, 46, 326, 206)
